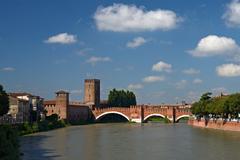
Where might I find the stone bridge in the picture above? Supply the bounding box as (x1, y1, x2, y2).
(93, 105, 192, 123)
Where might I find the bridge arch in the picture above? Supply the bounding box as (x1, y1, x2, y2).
(95, 111, 130, 121)
(144, 113, 167, 121)
(176, 115, 190, 122)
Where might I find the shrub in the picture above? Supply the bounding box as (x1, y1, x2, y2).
(0, 125, 20, 160)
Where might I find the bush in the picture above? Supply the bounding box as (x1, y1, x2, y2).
(38, 120, 49, 131)
(0, 125, 20, 160)
(18, 118, 67, 135)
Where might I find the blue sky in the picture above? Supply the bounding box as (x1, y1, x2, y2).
(1, 0, 240, 104)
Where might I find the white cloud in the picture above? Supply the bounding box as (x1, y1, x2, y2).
(1, 67, 15, 72)
(216, 63, 240, 77)
(143, 76, 165, 83)
(223, 0, 240, 27)
(189, 35, 239, 57)
(152, 61, 172, 72)
(94, 3, 182, 32)
(86, 56, 111, 65)
(183, 68, 200, 74)
(127, 37, 147, 48)
(175, 80, 187, 89)
(193, 78, 203, 84)
(45, 33, 77, 44)
(127, 83, 143, 90)
(76, 48, 93, 56)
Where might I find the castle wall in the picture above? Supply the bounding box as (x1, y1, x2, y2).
(68, 105, 91, 122)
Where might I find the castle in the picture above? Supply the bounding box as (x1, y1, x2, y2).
(44, 79, 103, 122)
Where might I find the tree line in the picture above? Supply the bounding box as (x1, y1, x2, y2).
(0, 84, 20, 159)
(191, 92, 240, 119)
(108, 89, 136, 107)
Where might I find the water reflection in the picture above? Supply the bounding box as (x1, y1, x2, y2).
(21, 123, 240, 160)
(21, 135, 61, 160)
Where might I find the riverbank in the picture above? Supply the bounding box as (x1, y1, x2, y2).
(188, 119, 240, 132)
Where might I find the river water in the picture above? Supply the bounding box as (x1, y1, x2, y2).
(20, 123, 240, 160)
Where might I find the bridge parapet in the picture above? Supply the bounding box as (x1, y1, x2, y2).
(92, 104, 192, 123)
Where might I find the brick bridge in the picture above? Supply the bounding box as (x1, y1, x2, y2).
(93, 105, 192, 123)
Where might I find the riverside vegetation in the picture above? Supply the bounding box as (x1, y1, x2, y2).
(0, 113, 67, 160)
(18, 114, 67, 135)
(0, 84, 20, 160)
(191, 92, 240, 120)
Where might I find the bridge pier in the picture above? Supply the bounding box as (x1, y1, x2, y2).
(129, 106, 143, 123)
(130, 118, 142, 123)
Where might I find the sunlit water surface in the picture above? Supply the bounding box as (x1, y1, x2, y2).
(21, 123, 240, 160)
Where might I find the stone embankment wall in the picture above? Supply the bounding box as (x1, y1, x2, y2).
(188, 119, 240, 132)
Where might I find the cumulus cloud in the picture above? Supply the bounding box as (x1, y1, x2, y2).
(94, 3, 182, 32)
(143, 76, 165, 83)
(175, 80, 187, 89)
(216, 63, 240, 77)
(193, 78, 203, 84)
(86, 56, 111, 65)
(45, 33, 77, 44)
(183, 68, 200, 75)
(189, 35, 239, 57)
(1, 67, 15, 72)
(152, 61, 172, 72)
(127, 37, 147, 48)
(127, 83, 143, 90)
(223, 0, 240, 27)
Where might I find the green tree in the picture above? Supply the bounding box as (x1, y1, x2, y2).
(46, 114, 59, 122)
(200, 92, 212, 101)
(191, 92, 212, 117)
(192, 92, 240, 119)
(0, 125, 20, 159)
(108, 89, 136, 107)
(0, 84, 9, 116)
(224, 93, 240, 118)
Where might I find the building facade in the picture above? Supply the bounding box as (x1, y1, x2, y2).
(44, 91, 91, 122)
(7, 93, 44, 123)
(84, 79, 100, 109)
(44, 90, 91, 121)
(44, 79, 109, 122)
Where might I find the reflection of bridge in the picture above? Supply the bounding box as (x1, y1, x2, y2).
(93, 105, 192, 123)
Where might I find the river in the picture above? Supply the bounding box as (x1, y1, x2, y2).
(20, 123, 240, 160)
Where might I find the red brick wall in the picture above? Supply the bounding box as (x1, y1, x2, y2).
(68, 105, 91, 122)
(188, 119, 240, 132)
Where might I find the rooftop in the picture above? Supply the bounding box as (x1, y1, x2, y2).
(55, 90, 69, 94)
(44, 100, 56, 105)
(84, 79, 100, 82)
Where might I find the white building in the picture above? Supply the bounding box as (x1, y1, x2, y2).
(8, 93, 44, 122)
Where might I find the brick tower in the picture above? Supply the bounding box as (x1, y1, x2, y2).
(84, 79, 100, 109)
(55, 90, 69, 120)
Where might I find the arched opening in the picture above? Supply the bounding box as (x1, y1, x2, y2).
(143, 114, 170, 123)
(176, 115, 190, 123)
(95, 112, 129, 123)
